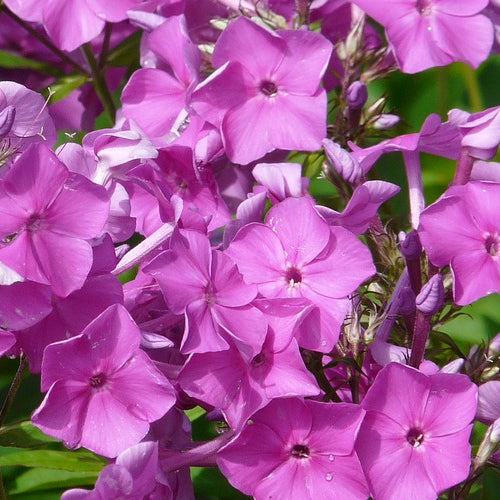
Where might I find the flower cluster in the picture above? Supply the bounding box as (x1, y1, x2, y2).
(0, 1, 500, 500)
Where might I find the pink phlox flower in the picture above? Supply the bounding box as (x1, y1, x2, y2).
(32, 304, 176, 458)
(226, 196, 375, 351)
(190, 16, 333, 164)
(179, 298, 319, 430)
(62, 441, 159, 500)
(353, 0, 494, 73)
(121, 15, 201, 143)
(144, 228, 267, 360)
(0, 143, 110, 297)
(356, 362, 477, 500)
(459, 106, 500, 160)
(217, 397, 369, 500)
(418, 181, 500, 305)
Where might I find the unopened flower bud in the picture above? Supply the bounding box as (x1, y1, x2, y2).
(416, 274, 444, 315)
(474, 418, 500, 471)
(346, 82, 367, 110)
(0, 105, 15, 139)
(399, 230, 422, 260)
(372, 113, 400, 130)
(322, 139, 363, 184)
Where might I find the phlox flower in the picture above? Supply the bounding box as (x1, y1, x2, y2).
(226, 196, 375, 351)
(0, 143, 109, 297)
(144, 229, 266, 360)
(217, 397, 369, 500)
(32, 304, 176, 458)
(190, 16, 332, 164)
(418, 181, 500, 305)
(356, 362, 477, 500)
(353, 0, 493, 73)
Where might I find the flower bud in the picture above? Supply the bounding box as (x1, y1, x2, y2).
(372, 113, 400, 130)
(346, 82, 368, 110)
(322, 139, 363, 184)
(416, 274, 444, 315)
(0, 105, 15, 139)
(399, 230, 422, 260)
(474, 418, 500, 471)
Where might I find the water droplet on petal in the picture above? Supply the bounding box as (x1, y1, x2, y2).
(325, 472, 333, 481)
(328, 454, 335, 462)
(320, 339, 327, 347)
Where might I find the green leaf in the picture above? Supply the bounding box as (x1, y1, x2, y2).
(106, 30, 141, 67)
(191, 467, 251, 500)
(185, 406, 206, 422)
(7, 468, 98, 495)
(43, 74, 88, 103)
(0, 448, 106, 472)
(0, 421, 59, 448)
(0, 50, 62, 76)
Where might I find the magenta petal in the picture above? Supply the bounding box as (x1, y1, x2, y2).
(212, 16, 286, 75)
(362, 363, 429, 423)
(267, 91, 327, 152)
(221, 97, 275, 164)
(218, 423, 285, 495)
(85, 0, 141, 22)
(121, 68, 187, 138)
(478, 380, 500, 423)
(80, 390, 150, 457)
(32, 379, 88, 449)
(94, 464, 133, 497)
(274, 29, 332, 95)
(31, 231, 93, 297)
(253, 460, 310, 500)
(266, 197, 331, 265)
(421, 429, 472, 493)
(183, 299, 229, 354)
(211, 251, 257, 307)
(226, 223, 285, 288)
(45, 173, 109, 239)
(4, 143, 67, 214)
(43, 0, 105, 51)
(3, 0, 43, 21)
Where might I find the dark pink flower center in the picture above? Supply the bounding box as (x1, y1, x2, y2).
(203, 283, 215, 305)
(416, 0, 432, 16)
(406, 428, 424, 448)
(485, 233, 500, 257)
(251, 352, 265, 367)
(260, 80, 278, 97)
(291, 444, 310, 459)
(89, 373, 107, 389)
(26, 213, 44, 232)
(285, 266, 302, 288)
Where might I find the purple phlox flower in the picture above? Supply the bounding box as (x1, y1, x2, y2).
(418, 181, 500, 305)
(179, 305, 320, 430)
(0, 81, 55, 160)
(477, 380, 500, 424)
(356, 362, 477, 500)
(190, 16, 333, 164)
(471, 160, 500, 182)
(217, 397, 369, 500)
(0, 330, 16, 357)
(353, 0, 493, 73)
(144, 228, 267, 361)
(316, 180, 400, 234)
(121, 15, 201, 143)
(62, 441, 159, 500)
(32, 304, 176, 458)
(15, 236, 124, 372)
(322, 139, 364, 184)
(0, 143, 110, 297)
(459, 106, 500, 160)
(226, 196, 375, 351)
(252, 162, 310, 204)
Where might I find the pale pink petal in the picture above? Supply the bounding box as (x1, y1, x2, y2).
(477, 381, 500, 423)
(85, 0, 142, 22)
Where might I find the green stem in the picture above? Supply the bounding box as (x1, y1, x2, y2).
(0, 6, 90, 76)
(461, 63, 483, 112)
(0, 354, 28, 429)
(0, 468, 6, 500)
(81, 43, 116, 123)
(99, 23, 113, 68)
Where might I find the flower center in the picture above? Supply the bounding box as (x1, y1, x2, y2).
(291, 444, 310, 459)
(26, 213, 44, 232)
(485, 233, 500, 257)
(260, 80, 278, 97)
(406, 428, 424, 448)
(285, 266, 302, 288)
(416, 0, 432, 16)
(251, 352, 265, 367)
(89, 373, 107, 389)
